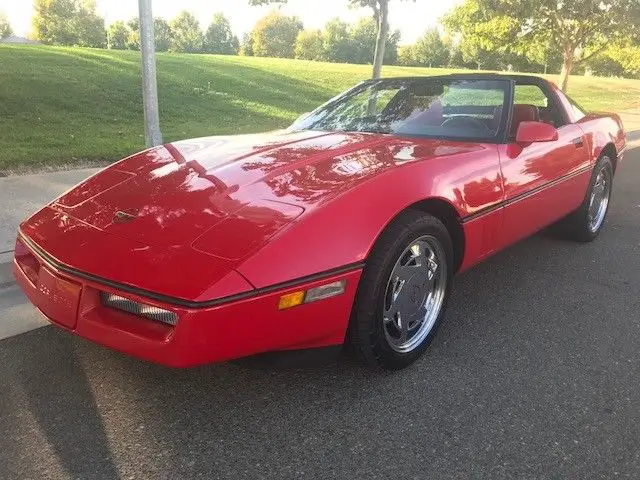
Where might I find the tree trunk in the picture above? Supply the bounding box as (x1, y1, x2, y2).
(371, 0, 389, 79)
(559, 48, 574, 92)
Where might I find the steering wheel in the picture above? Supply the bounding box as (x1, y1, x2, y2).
(441, 116, 491, 134)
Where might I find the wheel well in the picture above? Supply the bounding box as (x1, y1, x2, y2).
(601, 143, 617, 172)
(407, 199, 465, 272)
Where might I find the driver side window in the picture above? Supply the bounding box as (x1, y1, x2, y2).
(514, 83, 565, 128)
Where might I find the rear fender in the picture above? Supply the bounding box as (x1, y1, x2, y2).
(578, 113, 626, 164)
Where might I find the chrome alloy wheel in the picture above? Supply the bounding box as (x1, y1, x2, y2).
(382, 235, 447, 353)
(588, 166, 611, 233)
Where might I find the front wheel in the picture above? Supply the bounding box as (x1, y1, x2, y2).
(349, 211, 453, 370)
(559, 156, 613, 242)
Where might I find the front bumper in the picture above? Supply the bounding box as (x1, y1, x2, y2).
(13, 236, 362, 367)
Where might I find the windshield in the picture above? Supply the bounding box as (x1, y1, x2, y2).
(290, 78, 510, 141)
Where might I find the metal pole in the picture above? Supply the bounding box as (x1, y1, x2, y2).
(138, 0, 162, 146)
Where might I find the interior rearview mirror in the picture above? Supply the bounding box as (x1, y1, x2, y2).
(516, 121, 559, 144)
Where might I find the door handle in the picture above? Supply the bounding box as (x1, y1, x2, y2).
(572, 137, 584, 148)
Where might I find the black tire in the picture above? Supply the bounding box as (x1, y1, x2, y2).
(559, 155, 614, 242)
(349, 210, 454, 370)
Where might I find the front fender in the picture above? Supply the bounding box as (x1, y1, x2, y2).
(236, 144, 503, 288)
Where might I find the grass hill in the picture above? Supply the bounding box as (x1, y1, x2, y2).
(2, 45, 640, 172)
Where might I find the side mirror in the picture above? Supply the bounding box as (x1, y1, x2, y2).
(516, 121, 559, 143)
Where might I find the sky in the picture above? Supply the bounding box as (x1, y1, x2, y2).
(0, 0, 461, 45)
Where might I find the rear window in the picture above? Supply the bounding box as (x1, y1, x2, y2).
(555, 89, 587, 122)
(567, 96, 587, 121)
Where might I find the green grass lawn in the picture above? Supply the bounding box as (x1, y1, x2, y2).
(2, 44, 640, 173)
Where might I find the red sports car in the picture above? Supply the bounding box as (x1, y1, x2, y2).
(14, 74, 626, 369)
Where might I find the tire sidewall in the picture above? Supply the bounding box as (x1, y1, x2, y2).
(353, 212, 454, 369)
(583, 156, 614, 240)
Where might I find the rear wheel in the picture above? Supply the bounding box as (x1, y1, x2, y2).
(349, 211, 453, 370)
(559, 156, 613, 242)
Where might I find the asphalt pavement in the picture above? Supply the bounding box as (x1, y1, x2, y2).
(1, 147, 639, 479)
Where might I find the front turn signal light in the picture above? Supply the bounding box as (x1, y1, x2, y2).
(278, 291, 305, 310)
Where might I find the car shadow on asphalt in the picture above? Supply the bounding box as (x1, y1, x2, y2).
(1, 332, 122, 479)
(1, 325, 395, 477)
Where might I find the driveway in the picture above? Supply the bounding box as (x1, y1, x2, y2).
(1, 147, 639, 479)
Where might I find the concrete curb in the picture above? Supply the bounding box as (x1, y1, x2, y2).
(0, 253, 14, 288)
(627, 136, 640, 151)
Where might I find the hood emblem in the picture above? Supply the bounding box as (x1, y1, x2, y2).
(113, 209, 138, 224)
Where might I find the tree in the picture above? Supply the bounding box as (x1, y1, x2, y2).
(125, 17, 139, 50)
(154, 17, 171, 52)
(0, 11, 12, 38)
(444, 0, 640, 91)
(455, 29, 504, 70)
(33, 0, 80, 45)
(246, 0, 404, 74)
(204, 13, 239, 54)
(74, 0, 105, 47)
(397, 45, 412, 66)
(350, 0, 391, 78)
(443, 2, 517, 70)
(348, 0, 414, 77)
(239, 32, 254, 56)
(251, 11, 302, 58)
(447, 47, 467, 68)
(33, 0, 105, 46)
(586, 42, 640, 78)
(294, 29, 324, 60)
(121, 17, 170, 51)
(586, 53, 627, 77)
(607, 43, 640, 78)
(383, 30, 400, 65)
(169, 11, 203, 53)
(249, 0, 410, 75)
(398, 28, 450, 67)
(349, 17, 399, 65)
(322, 18, 352, 62)
(518, 36, 561, 74)
(107, 20, 128, 49)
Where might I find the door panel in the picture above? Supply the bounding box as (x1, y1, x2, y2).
(497, 124, 591, 249)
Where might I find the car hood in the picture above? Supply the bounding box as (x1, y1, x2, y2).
(51, 130, 397, 255)
(29, 129, 482, 301)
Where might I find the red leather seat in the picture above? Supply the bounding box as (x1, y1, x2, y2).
(510, 104, 540, 136)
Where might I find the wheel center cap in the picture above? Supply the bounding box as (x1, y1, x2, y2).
(409, 284, 421, 304)
(404, 276, 429, 316)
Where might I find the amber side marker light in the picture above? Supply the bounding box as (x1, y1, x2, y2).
(278, 280, 346, 310)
